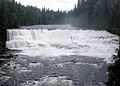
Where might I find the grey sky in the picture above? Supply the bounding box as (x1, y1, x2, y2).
(15, 0, 77, 11)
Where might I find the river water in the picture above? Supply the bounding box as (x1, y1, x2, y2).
(0, 25, 119, 86)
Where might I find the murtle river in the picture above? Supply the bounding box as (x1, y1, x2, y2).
(0, 25, 119, 86)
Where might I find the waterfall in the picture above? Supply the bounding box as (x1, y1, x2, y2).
(6, 27, 119, 62)
(6, 29, 72, 49)
(6, 29, 46, 49)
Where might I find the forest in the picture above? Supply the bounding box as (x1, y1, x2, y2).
(70, 0, 120, 30)
(0, 0, 120, 85)
(0, 0, 120, 30)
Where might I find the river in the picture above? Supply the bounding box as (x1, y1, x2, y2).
(0, 25, 119, 86)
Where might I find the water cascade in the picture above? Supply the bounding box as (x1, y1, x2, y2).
(6, 28, 119, 62)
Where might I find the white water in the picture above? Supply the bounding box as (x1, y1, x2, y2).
(6, 27, 119, 62)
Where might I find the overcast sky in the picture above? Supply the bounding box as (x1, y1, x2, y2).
(15, 0, 77, 11)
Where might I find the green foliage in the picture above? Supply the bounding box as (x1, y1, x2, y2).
(0, 0, 66, 29)
(68, 0, 120, 29)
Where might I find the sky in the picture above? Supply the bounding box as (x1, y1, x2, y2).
(15, 0, 78, 11)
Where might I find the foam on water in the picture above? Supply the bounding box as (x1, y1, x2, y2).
(34, 76, 73, 86)
(6, 28, 119, 63)
(21, 76, 73, 86)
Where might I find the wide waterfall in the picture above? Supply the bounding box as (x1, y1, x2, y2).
(6, 26, 119, 62)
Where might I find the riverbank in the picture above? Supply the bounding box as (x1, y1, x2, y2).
(107, 28, 120, 86)
(107, 28, 120, 36)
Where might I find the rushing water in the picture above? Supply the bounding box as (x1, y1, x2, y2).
(0, 25, 119, 86)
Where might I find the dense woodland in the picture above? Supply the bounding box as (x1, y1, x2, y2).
(0, 0, 120, 85)
(0, 0, 67, 29)
(0, 0, 120, 30)
(69, 0, 120, 30)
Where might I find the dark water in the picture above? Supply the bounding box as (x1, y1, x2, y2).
(0, 53, 107, 86)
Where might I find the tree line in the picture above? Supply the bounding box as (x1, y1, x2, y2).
(0, 0, 67, 29)
(0, 0, 120, 30)
(68, 0, 120, 30)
